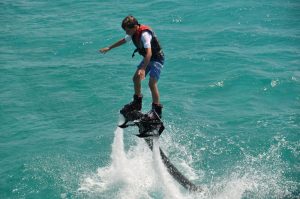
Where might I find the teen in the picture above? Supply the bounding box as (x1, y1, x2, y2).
(100, 15, 164, 119)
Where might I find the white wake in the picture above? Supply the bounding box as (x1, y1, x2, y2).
(78, 126, 186, 199)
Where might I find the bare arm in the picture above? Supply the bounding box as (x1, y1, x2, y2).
(140, 48, 152, 70)
(99, 38, 126, 54)
(137, 48, 152, 80)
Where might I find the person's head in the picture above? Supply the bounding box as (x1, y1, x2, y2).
(122, 15, 139, 36)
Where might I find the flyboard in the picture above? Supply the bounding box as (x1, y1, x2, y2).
(119, 109, 202, 192)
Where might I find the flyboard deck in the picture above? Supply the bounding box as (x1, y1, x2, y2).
(118, 110, 202, 192)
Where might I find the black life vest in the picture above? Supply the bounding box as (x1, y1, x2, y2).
(131, 25, 164, 61)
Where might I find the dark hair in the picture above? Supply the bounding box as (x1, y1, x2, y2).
(122, 15, 139, 30)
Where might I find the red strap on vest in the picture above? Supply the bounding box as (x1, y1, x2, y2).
(134, 25, 152, 44)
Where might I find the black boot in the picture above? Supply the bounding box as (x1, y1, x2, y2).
(145, 103, 163, 120)
(120, 94, 142, 115)
(152, 103, 163, 119)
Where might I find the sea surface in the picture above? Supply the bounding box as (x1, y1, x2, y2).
(1, 0, 299, 198)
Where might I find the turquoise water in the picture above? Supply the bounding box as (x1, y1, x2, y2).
(1, 0, 299, 198)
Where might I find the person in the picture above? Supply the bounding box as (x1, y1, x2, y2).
(100, 15, 165, 119)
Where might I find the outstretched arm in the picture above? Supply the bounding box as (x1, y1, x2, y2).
(99, 38, 126, 54)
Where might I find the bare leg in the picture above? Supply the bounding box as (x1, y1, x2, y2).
(133, 69, 142, 97)
(149, 77, 160, 104)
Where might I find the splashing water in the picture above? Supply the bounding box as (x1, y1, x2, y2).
(78, 126, 189, 199)
(77, 121, 296, 199)
(152, 137, 185, 199)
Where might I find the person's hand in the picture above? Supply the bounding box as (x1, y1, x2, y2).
(99, 47, 110, 54)
(138, 69, 145, 80)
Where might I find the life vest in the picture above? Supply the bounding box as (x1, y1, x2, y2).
(131, 25, 164, 61)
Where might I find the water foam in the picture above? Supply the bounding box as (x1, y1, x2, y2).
(152, 137, 184, 199)
(78, 122, 295, 199)
(78, 126, 187, 199)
